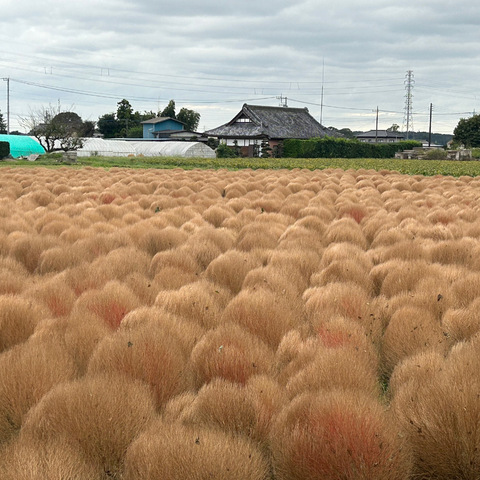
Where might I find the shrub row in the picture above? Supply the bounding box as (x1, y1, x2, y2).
(283, 136, 421, 158)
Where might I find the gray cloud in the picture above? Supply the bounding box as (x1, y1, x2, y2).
(0, 0, 478, 133)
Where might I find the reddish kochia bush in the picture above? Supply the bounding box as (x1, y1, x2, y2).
(271, 391, 412, 480)
(303, 282, 382, 347)
(190, 323, 275, 387)
(72, 280, 142, 330)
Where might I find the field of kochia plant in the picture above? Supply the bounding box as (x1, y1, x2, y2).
(1, 165, 480, 479)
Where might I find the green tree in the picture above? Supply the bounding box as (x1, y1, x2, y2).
(453, 114, 480, 148)
(0, 110, 6, 134)
(97, 113, 122, 138)
(116, 99, 134, 136)
(50, 111, 87, 151)
(336, 128, 354, 139)
(20, 105, 88, 152)
(116, 99, 133, 120)
(177, 107, 201, 131)
(160, 100, 176, 119)
(387, 124, 400, 132)
(81, 120, 96, 137)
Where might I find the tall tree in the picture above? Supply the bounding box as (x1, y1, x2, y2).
(116, 99, 134, 120)
(177, 107, 201, 131)
(116, 99, 134, 136)
(160, 100, 176, 119)
(0, 110, 6, 134)
(453, 114, 480, 148)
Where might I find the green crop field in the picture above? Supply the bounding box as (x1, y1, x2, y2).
(3, 153, 480, 177)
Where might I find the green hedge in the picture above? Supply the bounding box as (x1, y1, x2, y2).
(0, 141, 10, 159)
(283, 137, 421, 158)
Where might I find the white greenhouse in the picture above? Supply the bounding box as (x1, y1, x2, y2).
(77, 139, 215, 158)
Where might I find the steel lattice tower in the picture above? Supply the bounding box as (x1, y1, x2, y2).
(402, 70, 414, 139)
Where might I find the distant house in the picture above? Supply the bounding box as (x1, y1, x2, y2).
(204, 104, 337, 157)
(356, 130, 405, 143)
(141, 117, 186, 139)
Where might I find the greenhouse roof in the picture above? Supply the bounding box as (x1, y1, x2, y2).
(77, 139, 215, 158)
(0, 134, 45, 158)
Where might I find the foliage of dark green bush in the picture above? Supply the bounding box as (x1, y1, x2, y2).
(0, 141, 10, 159)
(283, 137, 421, 159)
(216, 143, 239, 158)
(423, 149, 448, 160)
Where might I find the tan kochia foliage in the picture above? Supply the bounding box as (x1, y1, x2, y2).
(381, 306, 451, 376)
(20, 375, 156, 478)
(221, 287, 302, 349)
(123, 419, 272, 480)
(155, 280, 231, 330)
(176, 376, 287, 445)
(387, 349, 446, 399)
(205, 249, 261, 294)
(270, 391, 412, 480)
(0, 338, 77, 445)
(3, 166, 480, 478)
(0, 295, 47, 353)
(88, 322, 194, 409)
(391, 337, 480, 479)
(442, 297, 480, 342)
(0, 438, 103, 480)
(120, 306, 204, 354)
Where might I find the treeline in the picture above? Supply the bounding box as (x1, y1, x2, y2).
(283, 137, 422, 159)
(97, 99, 200, 139)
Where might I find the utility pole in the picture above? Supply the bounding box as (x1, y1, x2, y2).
(277, 95, 288, 107)
(2, 77, 9, 134)
(375, 106, 379, 143)
(428, 103, 433, 147)
(320, 58, 325, 125)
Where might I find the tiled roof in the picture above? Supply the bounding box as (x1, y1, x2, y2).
(356, 130, 405, 139)
(204, 104, 335, 139)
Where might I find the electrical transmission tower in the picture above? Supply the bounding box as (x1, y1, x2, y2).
(402, 70, 414, 139)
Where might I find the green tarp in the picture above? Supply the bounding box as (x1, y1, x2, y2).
(0, 134, 45, 158)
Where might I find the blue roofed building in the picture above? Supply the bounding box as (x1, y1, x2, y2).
(141, 117, 186, 139)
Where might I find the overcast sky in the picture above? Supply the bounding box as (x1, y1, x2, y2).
(1, 0, 478, 134)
